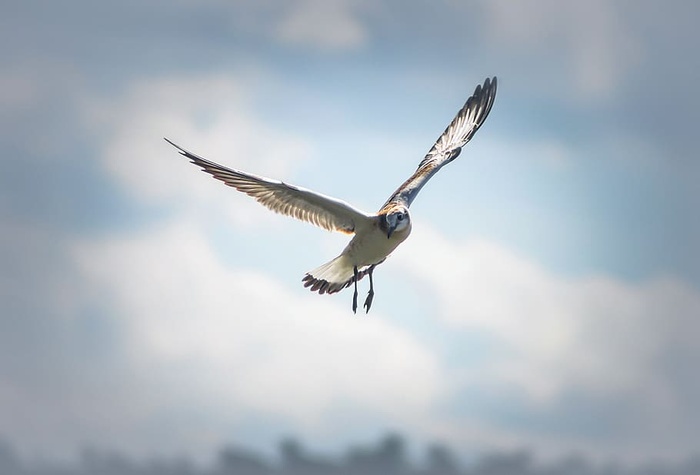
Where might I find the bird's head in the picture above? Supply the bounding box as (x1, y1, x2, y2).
(384, 206, 411, 238)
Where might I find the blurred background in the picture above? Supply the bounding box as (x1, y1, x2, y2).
(1, 0, 699, 473)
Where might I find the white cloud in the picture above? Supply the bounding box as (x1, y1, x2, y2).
(86, 73, 315, 229)
(394, 225, 700, 459)
(69, 220, 446, 454)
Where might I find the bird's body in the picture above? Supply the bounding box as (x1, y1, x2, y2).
(166, 76, 497, 313)
(303, 203, 412, 295)
(345, 209, 412, 267)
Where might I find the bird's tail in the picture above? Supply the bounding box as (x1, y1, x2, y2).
(303, 255, 366, 295)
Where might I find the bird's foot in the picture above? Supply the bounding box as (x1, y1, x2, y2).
(363, 289, 374, 314)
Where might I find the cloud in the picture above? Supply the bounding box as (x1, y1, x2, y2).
(274, 0, 369, 52)
(190, 0, 370, 53)
(65, 219, 446, 455)
(480, 0, 641, 101)
(394, 225, 700, 460)
(3, 211, 697, 462)
(0, 61, 86, 158)
(86, 73, 315, 229)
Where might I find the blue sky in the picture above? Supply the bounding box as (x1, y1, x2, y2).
(1, 0, 699, 466)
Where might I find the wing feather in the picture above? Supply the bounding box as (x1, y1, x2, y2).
(165, 139, 372, 234)
(383, 76, 497, 208)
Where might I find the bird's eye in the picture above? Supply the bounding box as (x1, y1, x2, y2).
(397, 214, 404, 221)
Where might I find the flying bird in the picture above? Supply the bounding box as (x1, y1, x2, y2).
(166, 76, 497, 313)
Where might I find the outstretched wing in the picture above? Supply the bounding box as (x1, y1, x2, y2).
(166, 138, 372, 234)
(382, 76, 497, 209)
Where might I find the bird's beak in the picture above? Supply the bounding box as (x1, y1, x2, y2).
(387, 225, 395, 239)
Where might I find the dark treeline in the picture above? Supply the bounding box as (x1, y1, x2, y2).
(1, 433, 698, 475)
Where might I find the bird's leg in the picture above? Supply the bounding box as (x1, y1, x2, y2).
(352, 266, 359, 314)
(363, 266, 375, 314)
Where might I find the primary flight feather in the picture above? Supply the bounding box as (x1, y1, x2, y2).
(166, 76, 497, 313)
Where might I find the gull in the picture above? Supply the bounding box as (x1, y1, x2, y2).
(166, 76, 497, 313)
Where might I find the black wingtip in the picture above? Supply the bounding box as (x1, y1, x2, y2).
(489, 76, 498, 95)
(473, 76, 498, 120)
(164, 138, 203, 164)
(164, 137, 186, 155)
(477, 76, 497, 97)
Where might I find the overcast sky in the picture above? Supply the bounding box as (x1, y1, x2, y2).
(1, 0, 699, 467)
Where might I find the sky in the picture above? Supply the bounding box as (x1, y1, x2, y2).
(1, 0, 699, 468)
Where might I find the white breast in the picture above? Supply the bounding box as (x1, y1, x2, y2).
(344, 220, 411, 267)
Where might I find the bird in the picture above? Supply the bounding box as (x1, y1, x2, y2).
(166, 76, 497, 313)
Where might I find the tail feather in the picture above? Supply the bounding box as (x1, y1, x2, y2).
(302, 255, 371, 295)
